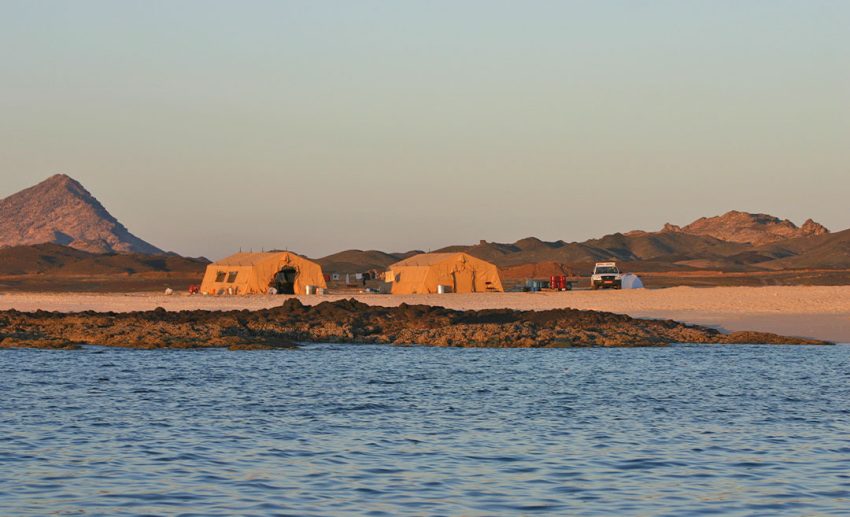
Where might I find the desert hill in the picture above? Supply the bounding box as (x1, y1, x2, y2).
(310, 211, 848, 278)
(0, 174, 163, 254)
(434, 233, 746, 269)
(0, 243, 208, 276)
(660, 210, 829, 245)
(0, 243, 209, 292)
(428, 212, 846, 273)
(749, 228, 850, 270)
(316, 249, 422, 274)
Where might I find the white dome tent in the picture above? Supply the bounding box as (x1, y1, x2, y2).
(620, 273, 644, 289)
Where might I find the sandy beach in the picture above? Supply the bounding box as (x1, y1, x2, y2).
(1, 286, 848, 344)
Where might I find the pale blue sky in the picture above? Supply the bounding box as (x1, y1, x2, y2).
(1, 1, 848, 258)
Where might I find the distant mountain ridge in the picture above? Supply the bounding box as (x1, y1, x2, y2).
(316, 249, 422, 274)
(415, 211, 845, 273)
(0, 243, 208, 276)
(0, 174, 163, 254)
(314, 211, 846, 273)
(2, 175, 846, 274)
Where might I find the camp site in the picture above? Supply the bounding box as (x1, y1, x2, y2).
(196, 249, 643, 296)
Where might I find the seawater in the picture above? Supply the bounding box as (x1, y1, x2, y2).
(1, 344, 849, 516)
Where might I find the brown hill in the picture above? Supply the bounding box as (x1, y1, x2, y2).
(0, 243, 208, 276)
(431, 212, 848, 274)
(500, 261, 575, 280)
(316, 249, 422, 273)
(317, 250, 403, 273)
(0, 174, 163, 254)
(435, 233, 748, 270)
(662, 210, 829, 245)
(753, 229, 850, 270)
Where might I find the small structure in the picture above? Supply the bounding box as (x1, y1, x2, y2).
(386, 252, 503, 294)
(200, 252, 327, 295)
(620, 273, 645, 289)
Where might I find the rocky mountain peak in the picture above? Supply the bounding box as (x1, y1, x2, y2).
(800, 219, 829, 237)
(0, 174, 164, 254)
(661, 210, 830, 245)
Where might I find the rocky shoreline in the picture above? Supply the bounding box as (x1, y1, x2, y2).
(0, 298, 830, 350)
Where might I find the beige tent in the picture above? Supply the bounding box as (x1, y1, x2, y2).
(387, 252, 503, 294)
(200, 252, 327, 295)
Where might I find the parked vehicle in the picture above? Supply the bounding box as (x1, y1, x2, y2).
(591, 262, 622, 290)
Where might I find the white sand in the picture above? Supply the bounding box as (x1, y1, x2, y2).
(1, 286, 849, 343)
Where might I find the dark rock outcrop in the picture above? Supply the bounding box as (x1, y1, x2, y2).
(0, 299, 828, 350)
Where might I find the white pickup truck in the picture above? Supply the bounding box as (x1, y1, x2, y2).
(590, 262, 622, 290)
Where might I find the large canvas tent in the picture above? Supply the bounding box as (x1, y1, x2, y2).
(387, 252, 503, 294)
(200, 252, 327, 295)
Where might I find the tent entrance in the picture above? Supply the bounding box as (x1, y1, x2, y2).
(272, 267, 298, 294)
(452, 270, 475, 293)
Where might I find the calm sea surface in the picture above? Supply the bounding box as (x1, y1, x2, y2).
(1, 344, 849, 516)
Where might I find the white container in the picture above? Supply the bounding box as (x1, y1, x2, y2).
(437, 285, 451, 294)
(305, 285, 317, 295)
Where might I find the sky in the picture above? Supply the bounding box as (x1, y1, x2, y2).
(1, 1, 848, 259)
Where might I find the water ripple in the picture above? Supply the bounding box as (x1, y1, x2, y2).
(1, 344, 849, 515)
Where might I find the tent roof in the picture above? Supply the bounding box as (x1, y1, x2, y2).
(390, 252, 481, 268)
(210, 251, 312, 267)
